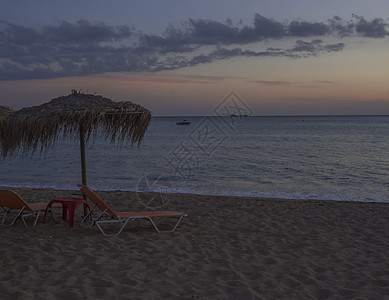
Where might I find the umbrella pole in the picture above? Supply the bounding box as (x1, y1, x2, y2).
(80, 124, 87, 187)
(80, 124, 88, 216)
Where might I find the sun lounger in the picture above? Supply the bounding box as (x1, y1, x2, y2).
(78, 184, 186, 236)
(0, 190, 56, 227)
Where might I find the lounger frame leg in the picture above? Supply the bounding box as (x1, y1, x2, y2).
(80, 204, 97, 225)
(94, 219, 124, 236)
(88, 208, 107, 226)
(35, 208, 56, 225)
(142, 215, 184, 233)
(94, 215, 185, 236)
(21, 211, 42, 227)
(0, 206, 25, 227)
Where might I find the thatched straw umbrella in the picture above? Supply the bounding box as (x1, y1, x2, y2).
(0, 106, 14, 122)
(0, 106, 15, 148)
(0, 90, 152, 187)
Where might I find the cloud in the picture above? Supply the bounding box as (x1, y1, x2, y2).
(0, 19, 142, 80)
(141, 13, 286, 48)
(288, 21, 329, 37)
(42, 20, 133, 43)
(249, 80, 292, 86)
(242, 13, 285, 40)
(352, 15, 388, 38)
(327, 15, 389, 38)
(189, 18, 240, 44)
(289, 40, 345, 57)
(313, 80, 335, 84)
(150, 40, 345, 72)
(0, 14, 388, 81)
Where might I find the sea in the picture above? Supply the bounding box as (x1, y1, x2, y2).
(1, 115, 389, 203)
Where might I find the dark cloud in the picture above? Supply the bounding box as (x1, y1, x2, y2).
(288, 39, 344, 56)
(152, 40, 345, 72)
(140, 13, 286, 49)
(42, 20, 133, 43)
(189, 18, 239, 44)
(328, 16, 354, 37)
(322, 42, 345, 52)
(352, 15, 388, 38)
(313, 80, 335, 84)
(327, 15, 389, 38)
(244, 13, 285, 40)
(288, 21, 329, 36)
(0, 14, 387, 81)
(291, 39, 322, 52)
(249, 80, 292, 86)
(0, 20, 140, 80)
(140, 25, 196, 52)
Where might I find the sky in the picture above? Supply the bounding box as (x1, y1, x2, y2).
(1, 0, 389, 116)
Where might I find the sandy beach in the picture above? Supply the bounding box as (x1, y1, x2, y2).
(1, 187, 389, 299)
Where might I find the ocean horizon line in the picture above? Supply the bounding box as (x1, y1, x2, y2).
(153, 114, 389, 118)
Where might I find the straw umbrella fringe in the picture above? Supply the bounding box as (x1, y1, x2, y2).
(0, 106, 14, 122)
(0, 91, 152, 186)
(0, 106, 15, 148)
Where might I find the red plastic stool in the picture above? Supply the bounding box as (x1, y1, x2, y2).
(43, 198, 91, 228)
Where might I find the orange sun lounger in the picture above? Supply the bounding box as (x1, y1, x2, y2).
(0, 190, 56, 227)
(78, 184, 186, 236)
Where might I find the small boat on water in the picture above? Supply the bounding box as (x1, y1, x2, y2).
(176, 120, 191, 125)
(231, 113, 249, 118)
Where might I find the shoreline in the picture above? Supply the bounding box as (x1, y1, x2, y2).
(2, 185, 389, 205)
(1, 187, 389, 298)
